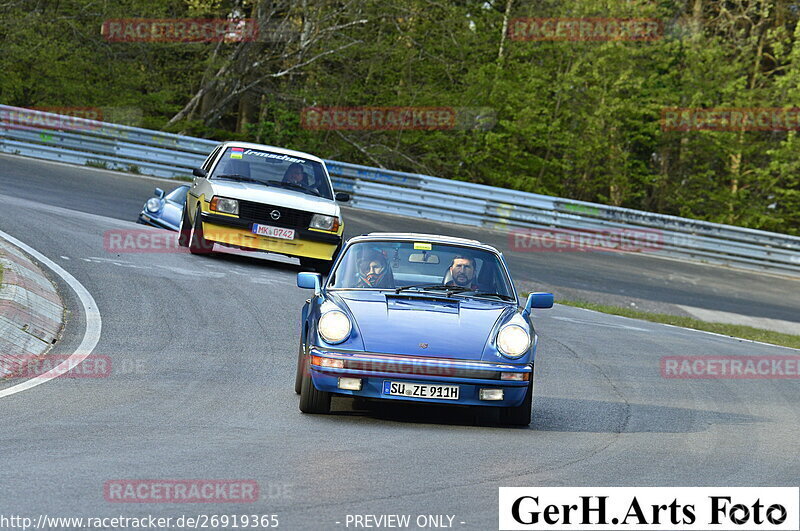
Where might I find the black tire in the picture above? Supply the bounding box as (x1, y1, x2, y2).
(294, 342, 305, 395)
(299, 369, 331, 414)
(177, 205, 190, 247)
(300, 257, 334, 275)
(500, 380, 533, 426)
(188, 207, 213, 254)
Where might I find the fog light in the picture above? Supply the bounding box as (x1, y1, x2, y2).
(310, 355, 344, 369)
(479, 389, 504, 401)
(501, 372, 529, 381)
(338, 377, 362, 391)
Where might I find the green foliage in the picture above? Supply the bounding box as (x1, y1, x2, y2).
(1, 0, 798, 234)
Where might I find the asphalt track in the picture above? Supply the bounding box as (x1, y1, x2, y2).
(0, 154, 798, 529)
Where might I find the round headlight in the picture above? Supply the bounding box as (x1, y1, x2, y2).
(318, 310, 351, 344)
(496, 325, 531, 358)
(145, 198, 162, 213)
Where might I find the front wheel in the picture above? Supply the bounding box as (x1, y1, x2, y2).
(499, 380, 533, 426)
(177, 205, 190, 247)
(299, 370, 331, 414)
(294, 342, 306, 395)
(188, 208, 213, 255)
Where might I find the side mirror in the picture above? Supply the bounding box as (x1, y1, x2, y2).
(193, 167, 208, 178)
(154, 187, 165, 199)
(297, 272, 322, 294)
(524, 292, 554, 314)
(335, 192, 350, 202)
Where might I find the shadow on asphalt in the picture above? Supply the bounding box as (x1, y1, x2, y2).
(322, 395, 764, 433)
(533, 396, 763, 434)
(189, 246, 304, 273)
(328, 396, 527, 429)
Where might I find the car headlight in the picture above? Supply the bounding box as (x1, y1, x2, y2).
(210, 196, 239, 215)
(496, 324, 531, 358)
(318, 310, 351, 344)
(145, 198, 162, 213)
(309, 214, 339, 231)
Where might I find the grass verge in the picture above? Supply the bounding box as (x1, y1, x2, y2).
(556, 299, 800, 350)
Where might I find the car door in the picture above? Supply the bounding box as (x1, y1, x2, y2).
(188, 145, 223, 219)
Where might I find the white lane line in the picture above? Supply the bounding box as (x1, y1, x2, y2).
(0, 229, 102, 398)
(560, 304, 800, 352)
(550, 314, 649, 331)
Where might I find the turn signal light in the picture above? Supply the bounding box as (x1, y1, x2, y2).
(310, 355, 344, 369)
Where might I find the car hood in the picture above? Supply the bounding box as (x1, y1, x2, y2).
(159, 201, 183, 229)
(208, 180, 338, 216)
(333, 291, 515, 360)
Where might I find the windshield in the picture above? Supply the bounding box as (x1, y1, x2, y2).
(329, 240, 515, 301)
(165, 186, 188, 204)
(210, 147, 334, 200)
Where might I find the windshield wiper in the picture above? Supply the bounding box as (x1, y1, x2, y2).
(394, 284, 471, 296)
(455, 291, 514, 301)
(213, 174, 264, 184)
(265, 180, 321, 197)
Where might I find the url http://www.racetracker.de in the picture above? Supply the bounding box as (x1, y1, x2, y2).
(0, 514, 280, 529)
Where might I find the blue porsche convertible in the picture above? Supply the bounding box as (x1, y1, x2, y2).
(295, 233, 553, 426)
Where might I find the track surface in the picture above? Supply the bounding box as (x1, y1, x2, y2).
(0, 155, 798, 529)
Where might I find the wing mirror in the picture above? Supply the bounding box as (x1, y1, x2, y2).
(335, 192, 350, 202)
(297, 272, 323, 294)
(154, 187, 165, 199)
(192, 167, 208, 178)
(524, 292, 554, 314)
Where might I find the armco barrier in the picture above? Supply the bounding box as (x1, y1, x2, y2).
(1, 104, 798, 276)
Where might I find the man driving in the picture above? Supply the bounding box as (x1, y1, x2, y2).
(282, 162, 307, 185)
(446, 255, 479, 289)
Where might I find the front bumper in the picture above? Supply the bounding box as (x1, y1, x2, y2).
(200, 212, 341, 260)
(307, 348, 532, 407)
(137, 212, 178, 231)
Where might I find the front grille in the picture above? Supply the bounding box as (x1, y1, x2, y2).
(238, 200, 313, 228)
(345, 359, 503, 379)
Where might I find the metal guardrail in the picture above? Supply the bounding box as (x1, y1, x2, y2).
(2, 104, 799, 276)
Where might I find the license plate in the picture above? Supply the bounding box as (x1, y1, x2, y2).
(382, 381, 459, 400)
(252, 224, 295, 240)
